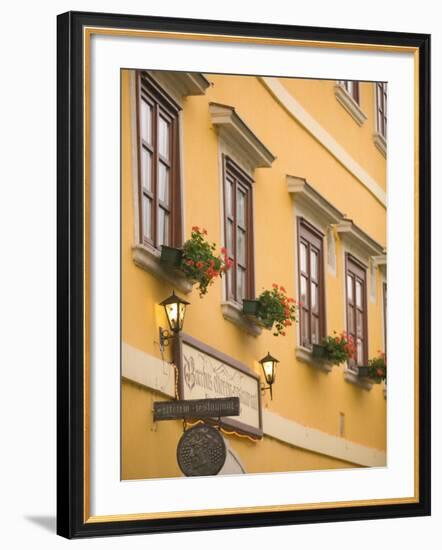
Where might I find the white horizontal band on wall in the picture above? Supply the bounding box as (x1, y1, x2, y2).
(262, 410, 385, 468)
(122, 341, 176, 398)
(260, 77, 387, 207)
(122, 342, 386, 468)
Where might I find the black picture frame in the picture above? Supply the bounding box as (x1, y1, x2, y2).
(57, 10, 431, 539)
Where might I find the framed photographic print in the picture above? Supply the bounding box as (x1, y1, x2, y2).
(57, 10, 431, 538)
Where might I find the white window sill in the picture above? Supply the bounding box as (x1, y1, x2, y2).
(221, 301, 262, 337)
(343, 368, 373, 391)
(132, 243, 193, 294)
(373, 131, 387, 157)
(295, 346, 333, 373)
(334, 84, 367, 126)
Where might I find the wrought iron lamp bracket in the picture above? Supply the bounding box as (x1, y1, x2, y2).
(159, 327, 175, 352)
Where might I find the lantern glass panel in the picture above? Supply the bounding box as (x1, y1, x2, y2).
(178, 302, 186, 330)
(165, 302, 178, 331)
(262, 361, 274, 385)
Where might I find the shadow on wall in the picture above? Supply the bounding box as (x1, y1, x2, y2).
(24, 515, 56, 533)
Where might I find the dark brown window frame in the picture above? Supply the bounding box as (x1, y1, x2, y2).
(376, 82, 387, 139)
(136, 71, 183, 250)
(297, 217, 326, 348)
(222, 155, 255, 304)
(340, 80, 360, 105)
(345, 254, 368, 369)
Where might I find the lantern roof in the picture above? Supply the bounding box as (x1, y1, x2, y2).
(259, 352, 280, 365)
(159, 291, 190, 307)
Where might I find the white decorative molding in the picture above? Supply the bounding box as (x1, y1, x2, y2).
(369, 258, 376, 303)
(260, 77, 386, 207)
(343, 368, 373, 391)
(209, 102, 276, 169)
(295, 346, 332, 373)
(334, 83, 368, 126)
(149, 71, 209, 105)
(372, 253, 387, 276)
(373, 131, 387, 157)
(289, 176, 339, 350)
(122, 342, 175, 398)
(335, 219, 385, 259)
(131, 244, 193, 294)
(263, 410, 385, 467)
(123, 342, 385, 467)
(218, 133, 254, 177)
(287, 175, 343, 225)
(327, 226, 337, 276)
(221, 301, 262, 337)
(372, 254, 387, 266)
(129, 71, 141, 244)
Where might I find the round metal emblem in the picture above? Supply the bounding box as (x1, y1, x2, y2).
(177, 424, 226, 477)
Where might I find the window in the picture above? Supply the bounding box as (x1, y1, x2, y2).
(223, 156, 254, 304)
(339, 80, 360, 104)
(298, 218, 325, 347)
(137, 72, 182, 249)
(376, 82, 387, 139)
(346, 255, 368, 368)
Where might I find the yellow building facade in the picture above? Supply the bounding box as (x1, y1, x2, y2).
(121, 69, 387, 479)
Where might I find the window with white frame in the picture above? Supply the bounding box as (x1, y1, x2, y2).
(375, 82, 387, 139)
(209, 102, 275, 325)
(346, 254, 368, 370)
(137, 71, 182, 250)
(298, 218, 326, 347)
(223, 156, 255, 304)
(339, 80, 360, 105)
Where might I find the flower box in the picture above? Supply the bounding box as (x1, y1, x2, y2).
(179, 227, 232, 297)
(358, 365, 385, 384)
(242, 300, 274, 330)
(242, 285, 298, 336)
(367, 353, 387, 383)
(312, 343, 326, 359)
(357, 366, 370, 378)
(160, 245, 183, 268)
(242, 299, 260, 316)
(256, 318, 274, 330)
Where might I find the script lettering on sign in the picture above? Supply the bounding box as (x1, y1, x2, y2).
(153, 397, 240, 421)
(181, 342, 261, 433)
